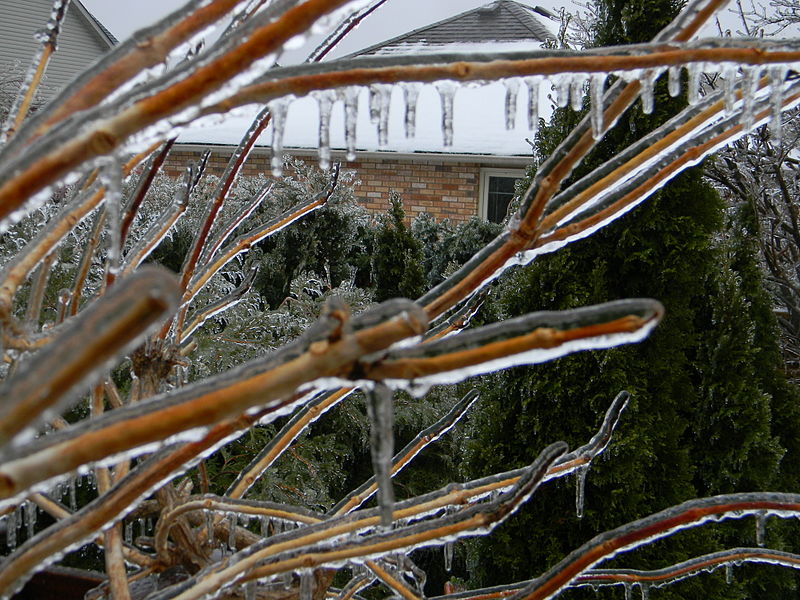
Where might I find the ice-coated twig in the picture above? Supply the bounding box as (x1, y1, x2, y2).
(181, 265, 258, 340)
(0, 298, 427, 501)
(0, 266, 180, 446)
(366, 559, 421, 600)
(226, 388, 355, 500)
(68, 206, 106, 317)
(511, 493, 800, 600)
(22, 249, 58, 328)
(426, 290, 488, 342)
(306, 0, 390, 62)
(1, 0, 71, 141)
(336, 572, 374, 600)
(332, 389, 480, 516)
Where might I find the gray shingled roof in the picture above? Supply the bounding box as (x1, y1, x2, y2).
(74, 0, 118, 46)
(354, 1, 556, 57)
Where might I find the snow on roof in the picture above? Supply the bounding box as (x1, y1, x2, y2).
(178, 80, 541, 159)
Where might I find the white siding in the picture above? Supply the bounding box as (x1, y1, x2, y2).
(0, 0, 112, 100)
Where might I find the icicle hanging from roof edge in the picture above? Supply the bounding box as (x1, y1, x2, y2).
(401, 83, 420, 139)
(340, 86, 361, 161)
(436, 80, 458, 147)
(368, 84, 392, 146)
(525, 77, 541, 136)
(504, 78, 521, 130)
(313, 90, 337, 171)
(268, 96, 293, 177)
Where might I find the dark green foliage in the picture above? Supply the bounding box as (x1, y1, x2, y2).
(372, 192, 426, 302)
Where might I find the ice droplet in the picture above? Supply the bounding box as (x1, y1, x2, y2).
(340, 86, 360, 161)
(300, 570, 314, 600)
(401, 83, 420, 139)
(313, 90, 337, 171)
(589, 74, 605, 140)
(725, 563, 733, 584)
(504, 78, 520, 130)
(436, 81, 458, 147)
(668, 66, 681, 98)
(687, 63, 702, 105)
(269, 97, 293, 177)
(575, 466, 588, 519)
(769, 66, 787, 143)
(570, 74, 586, 112)
(444, 541, 454, 572)
(366, 384, 395, 527)
(368, 84, 392, 146)
(639, 72, 655, 115)
(756, 511, 767, 547)
(525, 77, 540, 135)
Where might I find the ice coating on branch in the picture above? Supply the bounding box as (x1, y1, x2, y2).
(368, 84, 392, 146)
(313, 90, 337, 170)
(504, 79, 521, 130)
(269, 97, 292, 177)
(436, 81, 458, 147)
(590, 74, 605, 140)
(99, 156, 122, 277)
(366, 384, 395, 527)
(400, 83, 420, 139)
(668, 66, 681, 98)
(525, 77, 541, 135)
(575, 466, 588, 519)
(340, 86, 360, 161)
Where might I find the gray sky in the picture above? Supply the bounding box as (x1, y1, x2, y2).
(81, 0, 569, 61)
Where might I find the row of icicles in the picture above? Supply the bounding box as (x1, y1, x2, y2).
(263, 62, 793, 177)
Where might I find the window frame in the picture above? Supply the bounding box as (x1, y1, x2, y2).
(478, 167, 526, 223)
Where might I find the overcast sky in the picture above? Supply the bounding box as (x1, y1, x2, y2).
(81, 0, 571, 62)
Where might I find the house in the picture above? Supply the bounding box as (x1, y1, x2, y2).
(173, 0, 558, 223)
(0, 0, 116, 101)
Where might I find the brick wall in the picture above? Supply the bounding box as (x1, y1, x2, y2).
(165, 148, 516, 224)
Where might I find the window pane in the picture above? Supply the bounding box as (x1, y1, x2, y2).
(486, 176, 518, 223)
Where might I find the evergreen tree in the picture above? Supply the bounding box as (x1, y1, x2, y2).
(462, 0, 793, 597)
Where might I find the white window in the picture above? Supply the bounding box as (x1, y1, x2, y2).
(479, 168, 526, 223)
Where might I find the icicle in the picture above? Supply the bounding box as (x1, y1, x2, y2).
(68, 476, 77, 511)
(367, 84, 392, 146)
(575, 466, 588, 519)
(722, 63, 738, 115)
(206, 510, 214, 538)
(769, 66, 787, 144)
(100, 156, 122, 277)
(624, 583, 632, 600)
(401, 83, 420, 139)
(124, 520, 133, 544)
(268, 97, 292, 177)
(639, 72, 655, 115)
(25, 501, 36, 539)
(444, 541, 454, 572)
(570, 74, 586, 112)
(300, 570, 314, 600)
(555, 74, 571, 108)
(639, 582, 650, 600)
(228, 513, 237, 550)
(687, 63, 702, 105)
(436, 81, 458, 147)
(504, 78, 520, 130)
(340, 86, 360, 161)
(245, 581, 257, 600)
(138, 517, 146, 538)
(525, 77, 540, 136)
(755, 511, 767, 547)
(740, 66, 761, 133)
(366, 384, 395, 527)
(260, 515, 269, 536)
(313, 90, 336, 171)
(725, 563, 733, 584)
(668, 66, 681, 98)
(589, 74, 605, 140)
(6, 506, 17, 549)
